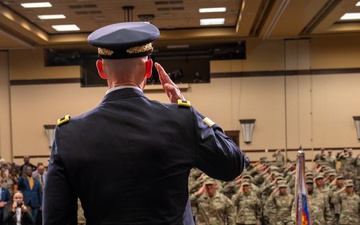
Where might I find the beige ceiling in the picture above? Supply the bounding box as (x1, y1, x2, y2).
(0, 0, 359, 50)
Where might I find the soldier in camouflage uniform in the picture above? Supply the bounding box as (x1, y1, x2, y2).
(228, 172, 261, 198)
(231, 181, 261, 225)
(337, 148, 355, 177)
(261, 171, 282, 225)
(329, 175, 344, 193)
(325, 150, 336, 169)
(305, 178, 333, 225)
(272, 149, 285, 169)
(314, 173, 333, 208)
(332, 179, 360, 225)
(267, 182, 294, 225)
(329, 175, 344, 225)
(350, 153, 360, 192)
(336, 149, 348, 172)
(190, 177, 235, 225)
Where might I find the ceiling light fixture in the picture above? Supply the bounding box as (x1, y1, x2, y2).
(21, 2, 52, 8)
(52, 24, 80, 31)
(200, 18, 225, 25)
(356, 2, 360, 6)
(340, 13, 360, 20)
(199, 7, 226, 13)
(38, 14, 66, 20)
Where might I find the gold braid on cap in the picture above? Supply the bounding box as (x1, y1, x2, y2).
(98, 48, 114, 56)
(126, 43, 153, 54)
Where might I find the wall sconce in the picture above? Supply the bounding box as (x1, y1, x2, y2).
(353, 116, 360, 140)
(44, 125, 56, 148)
(239, 119, 256, 144)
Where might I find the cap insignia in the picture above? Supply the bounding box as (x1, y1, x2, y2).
(98, 48, 114, 56)
(126, 43, 153, 54)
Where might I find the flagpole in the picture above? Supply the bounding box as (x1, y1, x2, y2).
(295, 146, 311, 225)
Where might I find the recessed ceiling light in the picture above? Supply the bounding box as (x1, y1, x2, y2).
(38, 14, 66, 20)
(21, 2, 52, 8)
(199, 7, 226, 13)
(340, 13, 360, 20)
(356, 1, 360, 7)
(200, 18, 225, 25)
(52, 25, 80, 31)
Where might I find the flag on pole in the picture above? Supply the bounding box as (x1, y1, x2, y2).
(294, 146, 311, 225)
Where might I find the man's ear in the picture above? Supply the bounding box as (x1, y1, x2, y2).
(145, 59, 153, 78)
(96, 60, 107, 79)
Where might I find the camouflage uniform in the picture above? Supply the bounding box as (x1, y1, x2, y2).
(188, 168, 204, 194)
(314, 173, 332, 204)
(325, 150, 336, 169)
(190, 188, 236, 225)
(272, 150, 285, 168)
(232, 186, 261, 225)
(260, 174, 279, 225)
(77, 198, 86, 225)
(337, 149, 355, 174)
(268, 184, 294, 225)
(307, 188, 333, 225)
(350, 155, 360, 192)
(336, 150, 347, 169)
(221, 180, 238, 199)
(332, 180, 360, 225)
(314, 150, 327, 165)
(188, 168, 204, 218)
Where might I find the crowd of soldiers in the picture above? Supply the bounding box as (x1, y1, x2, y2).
(188, 148, 360, 225)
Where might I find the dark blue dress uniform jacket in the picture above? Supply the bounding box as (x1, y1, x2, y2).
(43, 88, 244, 225)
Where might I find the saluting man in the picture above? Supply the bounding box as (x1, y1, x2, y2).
(43, 22, 244, 225)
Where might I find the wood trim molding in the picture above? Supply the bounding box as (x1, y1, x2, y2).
(10, 78, 80, 85)
(13, 147, 359, 160)
(14, 155, 50, 159)
(9, 68, 360, 85)
(211, 67, 360, 78)
(242, 147, 360, 153)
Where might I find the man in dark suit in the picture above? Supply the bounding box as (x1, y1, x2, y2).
(19, 156, 36, 176)
(17, 166, 42, 223)
(43, 22, 244, 225)
(0, 178, 10, 225)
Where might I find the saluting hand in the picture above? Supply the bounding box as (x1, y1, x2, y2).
(155, 62, 185, 103)
(234, 177, 243, 184)
(271, 187, 279, 196)
(330, 178, 337, 186)
(338, 186, 346, 193)
(196, 184, 206, 197)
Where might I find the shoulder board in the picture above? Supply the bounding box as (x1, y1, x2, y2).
(57, 115, 71, 126)
(177, 99, 191, 108)
(203, 117, 216, 127)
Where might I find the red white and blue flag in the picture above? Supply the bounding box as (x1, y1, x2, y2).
(295, 146, 311, 225)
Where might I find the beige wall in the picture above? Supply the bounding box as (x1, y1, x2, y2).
(3, 35, 360, 165)
(0, 51, 12, 161)
(10, 49, 79, 80)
